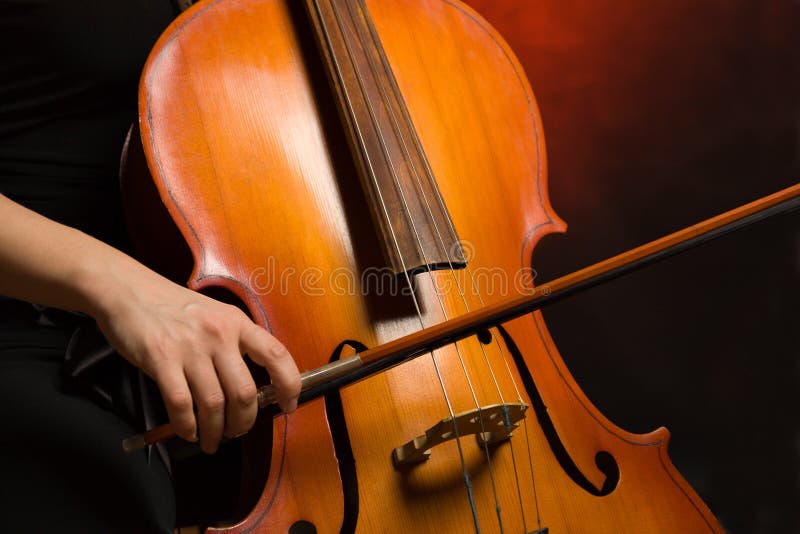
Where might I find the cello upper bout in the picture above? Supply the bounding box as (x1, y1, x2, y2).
(365, 0, 566, 263)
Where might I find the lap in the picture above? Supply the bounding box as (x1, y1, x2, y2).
(0, 325, 175, 533)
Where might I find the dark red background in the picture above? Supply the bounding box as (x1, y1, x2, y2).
(462, 1, 798, 531)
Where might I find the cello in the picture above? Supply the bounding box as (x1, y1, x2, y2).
(120, 0, 797, 531)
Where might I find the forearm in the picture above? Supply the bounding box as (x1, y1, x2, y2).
(0, 193, 158, 321)
(0, 193, 300, 450)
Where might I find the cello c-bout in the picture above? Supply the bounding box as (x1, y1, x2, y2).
(126, 0, 724, 531)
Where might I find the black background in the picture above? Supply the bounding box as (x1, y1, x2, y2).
(465, 1, 799, 532)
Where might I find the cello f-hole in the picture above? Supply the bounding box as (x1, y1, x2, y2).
(496, 325, 620, 496)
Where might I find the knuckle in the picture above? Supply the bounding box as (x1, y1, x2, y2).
(234, 381, 258, 406)
(243, 317, 265, 336)
(289, 373, 302, 393)
(165, 390, 193, 413)
(199, 315, 226, 342)
(267, 342, 291, 363)
(202, 306, 245, 344)
(278, 346, 293, 361)
(200, 390, 226, 413)
(224, 303, 247, 321)
(142, 334, 169, 361)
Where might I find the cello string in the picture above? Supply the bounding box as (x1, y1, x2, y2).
(457, 250, 545, 529)
(377, 137, 530, 528)
(379, 47, 545, 525)
(348, 0, 535, 528)
(342, 0, 513, 528)
(319, 0, 482, 531)
(353, 0, 532, 421)
(353, 6, 541, 527)
(394, 50, 546, 519)
(335, 0, 503, 528)
(479, 321, 544, 531)
(352, 30, 526, 534)
(436, 219, 545, 529)
(520, 403, 544, 533)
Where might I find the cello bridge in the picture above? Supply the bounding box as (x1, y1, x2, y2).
(392, 402, 528, 468)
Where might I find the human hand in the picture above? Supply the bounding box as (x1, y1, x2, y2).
(0, 195, 300, 453)
(96, 278, 301, 454)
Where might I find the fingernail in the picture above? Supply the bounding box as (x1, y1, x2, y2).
(190, 433, 198, 442)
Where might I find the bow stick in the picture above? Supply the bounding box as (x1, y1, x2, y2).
(123, 183, 800, 453)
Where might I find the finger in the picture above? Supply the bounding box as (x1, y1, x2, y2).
(185, 357, 226, 453)
(240, 323, 301, 413)
(213, 351, 258, 438)
(154, 362, 197, 443)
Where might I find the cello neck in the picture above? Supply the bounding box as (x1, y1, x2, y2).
(304, 0, 466, 275)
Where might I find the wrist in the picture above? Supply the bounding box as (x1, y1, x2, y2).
(70, 246, 139, 323)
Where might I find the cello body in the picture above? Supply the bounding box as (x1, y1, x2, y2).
(126, 0, 723, 531)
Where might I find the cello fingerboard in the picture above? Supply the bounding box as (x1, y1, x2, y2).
(305, 0, 466, 276)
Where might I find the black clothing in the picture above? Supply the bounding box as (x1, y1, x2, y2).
(1, 1, 181, 531)
(1, 0, 179, 246)
(0, 313, 175, 533)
